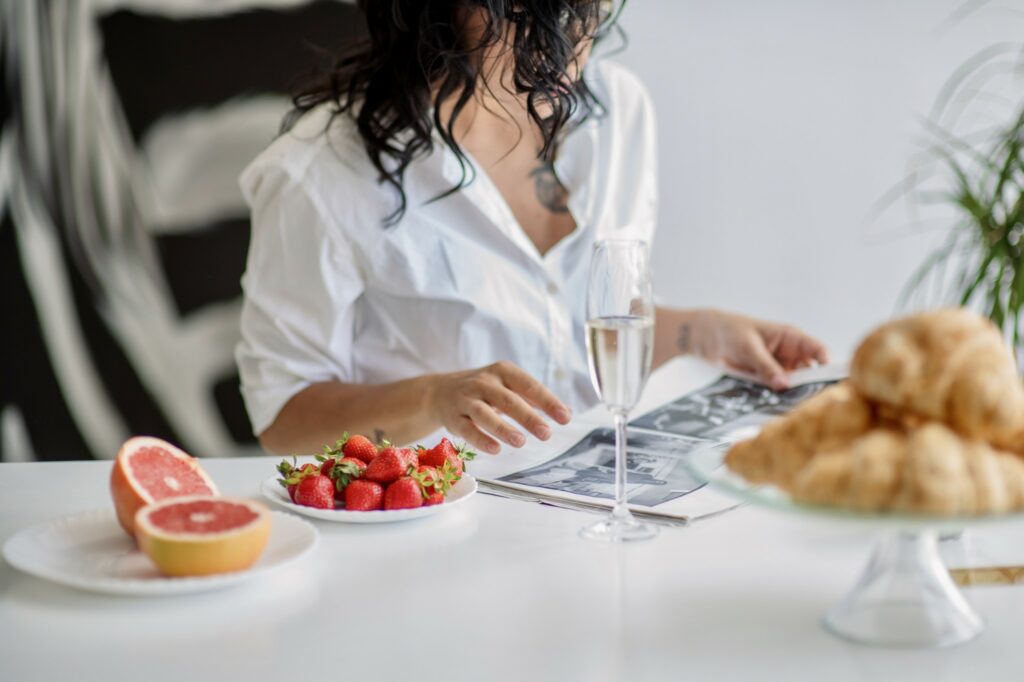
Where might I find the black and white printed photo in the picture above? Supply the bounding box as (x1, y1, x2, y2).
(629, 377, 837, 441)
(499, 428, 714, 507)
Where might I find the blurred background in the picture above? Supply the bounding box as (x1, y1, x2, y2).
(1, 0, 1021, 462)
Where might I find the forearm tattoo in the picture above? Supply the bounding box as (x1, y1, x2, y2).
(676, 323, 692, 354)
(529, 161, 570, 214)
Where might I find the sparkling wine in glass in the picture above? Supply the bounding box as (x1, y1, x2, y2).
(580, 239, 658, 542)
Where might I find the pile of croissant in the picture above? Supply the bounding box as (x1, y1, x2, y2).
(726, 309, 1024, 515)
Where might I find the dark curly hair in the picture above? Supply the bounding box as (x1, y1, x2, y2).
(286, 0, 625, 225)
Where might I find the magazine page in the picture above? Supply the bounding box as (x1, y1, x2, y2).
(470, 359, 848, 521)
(475, 428, 736, 522)
(628, 362, 848, 442)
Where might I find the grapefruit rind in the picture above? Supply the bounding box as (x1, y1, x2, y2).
(110, 436, 219, 536)
(134, 496, 270, 577)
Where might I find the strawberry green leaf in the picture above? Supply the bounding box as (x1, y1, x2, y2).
(434, 461, 458, 494)
(320, 433, 350, 459)
(278, 459, 321, 486)
(276, 456, 299, 483)
(330, 460, 365, 491)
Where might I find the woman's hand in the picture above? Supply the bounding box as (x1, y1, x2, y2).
(425, 361, 572, 454)
(670, 309, 829, 391)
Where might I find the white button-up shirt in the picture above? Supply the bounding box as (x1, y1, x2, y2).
(236, 60, 658, 435)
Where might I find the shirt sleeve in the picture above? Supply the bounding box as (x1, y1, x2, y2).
(235, 161, 365, 436)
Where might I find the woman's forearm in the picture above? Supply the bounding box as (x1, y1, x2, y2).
(653, 306, 707, 369)
(258, 375, 441, 455)
(652, 307, 829, 389)
(261, 306, 709, 455)
(258, 360, 573, 456)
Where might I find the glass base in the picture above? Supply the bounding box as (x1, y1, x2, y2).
(579, 510, 659, 542)
(822, 530, 983, 648)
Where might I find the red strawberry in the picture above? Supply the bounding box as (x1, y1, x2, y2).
(317, 438, 350, 471)
(316, 435, 370, 496)
(410, 464, 454, 497)
(384, 477, 424, 510)
(418, 438, 455, 469)
(343, 434, 380, 464)
(328, 457, 367, 498)
(398, 447, 418, 469)
(420, 439, 475, 482)
(413, 465, 441, 493)
(344, 480, 384, 511)
(292, 474, 336, 509)
(423, 491, 445, 506)
(364, 447, 413, 484)
(277, 458, 320, 501)
(290, 464, 320, 499)
(339, 456, 366, 475)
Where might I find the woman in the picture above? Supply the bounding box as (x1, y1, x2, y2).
(237, 0, 828, 456)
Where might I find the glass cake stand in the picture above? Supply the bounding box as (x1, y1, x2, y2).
(684, 445, 1024, 648)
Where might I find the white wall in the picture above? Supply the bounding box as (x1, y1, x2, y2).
(615, 0, 1023, 358)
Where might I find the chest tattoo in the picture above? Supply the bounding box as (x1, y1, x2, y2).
(528, 161, 570, 214)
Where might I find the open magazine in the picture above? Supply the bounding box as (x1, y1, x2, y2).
(469, 363, 848, 524)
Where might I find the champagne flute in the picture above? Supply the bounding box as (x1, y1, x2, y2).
(580, 239, 658, 541)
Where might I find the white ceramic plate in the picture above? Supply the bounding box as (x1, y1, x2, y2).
(2, 509, 318, 596)
(261, 474, 478, 523)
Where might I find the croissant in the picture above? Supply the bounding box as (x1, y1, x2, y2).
(724, 383, 873, 491)
(788, 430, 903, 510)
(849, 309, 1024, 452)
(792, 423, 1024, 515)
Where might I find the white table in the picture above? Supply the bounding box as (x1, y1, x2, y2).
(3, 359, 1024, 682)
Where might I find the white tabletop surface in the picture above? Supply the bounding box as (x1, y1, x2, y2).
(3, 358, 1024, 682)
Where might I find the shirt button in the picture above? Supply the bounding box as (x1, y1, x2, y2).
(554, 368, 567, 381)
(547, 283, 559, 295)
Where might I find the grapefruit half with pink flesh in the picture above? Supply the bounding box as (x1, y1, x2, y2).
(134, 496, 271, 577)
(110, 436, 219, 536)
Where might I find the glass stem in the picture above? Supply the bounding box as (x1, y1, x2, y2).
(612, 411, 632, 521)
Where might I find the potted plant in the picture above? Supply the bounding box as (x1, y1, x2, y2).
(891, 43, 1024, 366)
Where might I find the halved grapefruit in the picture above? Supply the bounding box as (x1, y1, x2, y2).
(134, 496, 271, 577)
(110, 436, 219, 536)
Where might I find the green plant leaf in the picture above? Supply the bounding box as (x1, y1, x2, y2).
(898, 39, 1024, 362)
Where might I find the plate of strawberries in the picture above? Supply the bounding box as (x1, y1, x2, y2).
(260, 434, 478, 523)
